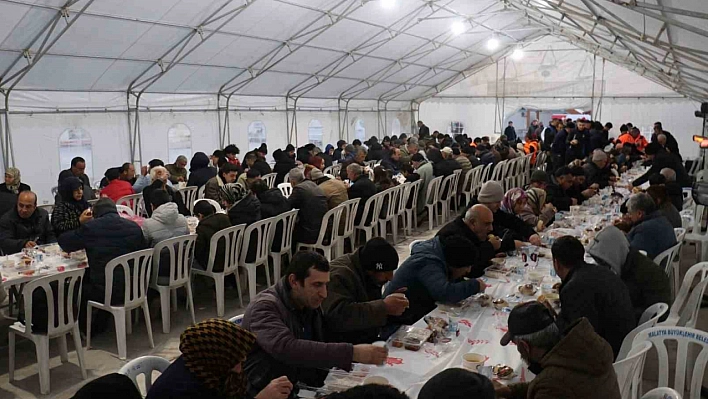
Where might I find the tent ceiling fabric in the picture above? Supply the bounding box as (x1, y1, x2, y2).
(0, 0, 705, 102)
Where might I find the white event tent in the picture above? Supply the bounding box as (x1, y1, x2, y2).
(0, 0, 706, 203)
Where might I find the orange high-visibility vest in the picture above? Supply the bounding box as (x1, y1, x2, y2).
(524, 140, 540, 164)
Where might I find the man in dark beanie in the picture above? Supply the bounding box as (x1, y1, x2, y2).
(59, 198, 146, 333)
(384, 235, 486, 325)
(419, 368, 495, 399)
(322, 237, 407, 344)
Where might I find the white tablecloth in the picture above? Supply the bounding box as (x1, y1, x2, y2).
(1, 245, 87, 289)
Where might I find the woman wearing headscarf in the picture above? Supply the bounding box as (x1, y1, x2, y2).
(51, 176, 92, 237)
(147, 319, 293, 399)
(221, 182, 261, 227)
(0, 167, 30, 194)
(186, 152, 216, 188)
(500, 188, 529, 218)
(518, 187, 556, 231)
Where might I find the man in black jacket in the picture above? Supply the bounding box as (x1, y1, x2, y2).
(339, 148, 367, 180)
(632, 142, 690, 188)
(58, 156, 96, 201)
(273, 146, 297, 184)
(287, 168, 327, 245)
(0, 191, 55, 254)
(58, 198, 146, 333)
(347, 163, 377, 225)
(652, 122, 680, 158)
(417, 121, 430, 139)
(583, 150, 613, 189)
(545, 167, 576, 211)
(552, 236, 636, 359)
(245, 151, 272, 177)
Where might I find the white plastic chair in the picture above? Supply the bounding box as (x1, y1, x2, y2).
(197, 185, 205, 200)
(278, 182, 292, 198)
(460, 167, 477, 208)
(116, 193, 143, 216)
(262, 173, 277, 188)
(654, 241, 682, 298)
(633, 326, 708, 399)
(437, 174, 456, 224)
(403, 180, 423, 236)
(192, 224, 246, 316)
(178, 186, 199, 214)
(394, 183, 413, 241)
(617, 302, 670, 361)
(270, 209, 298, 282)
(424, 176, 444, 229)
(614, 341, 652, 399)
(378, 186, 402, 244)
(642, 388, 682, 399)
(229, 314, 245, 325)
(297, 205, 344, 261)
(354, 192, 383, 247)
(336, 198, 360, 257)
(240, 217, 277, 302)
(119, 355, 170, 396)
(9, 269, 87, 395)
(116, 204, 135, 217)
(194, 198, 224, 213)
(662, 262, 708, 328)
(450, 169, 463, 215)
(480, 162, 493, 185)
(683, 205, 708, 261)
(150, 235, 197, 334)
(87, 249, 155, 360)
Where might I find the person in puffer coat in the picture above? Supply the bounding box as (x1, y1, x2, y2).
(587, 226, 671, 322)
(142, 190, 189, 248)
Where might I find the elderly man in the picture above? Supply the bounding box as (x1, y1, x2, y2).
(379, 148, 402, 173)
(584, 150, 613, 188)
(495, 302, 621, 399)
(322, 238, 407, 344)
(345, 163, 376, 226)
(623, 193, 677, 259)
(660, 168, 683, 210)
(468, 181, 541, 246)
(437, 204, 511, 276)
(588, 226, 671, 322)
(243, 251, 388, 395)
(165, 155, 188, 184)
(0, 191, 56, 254)
(550, 236, 635, 359)
(652, 121, 680, 157)
(339, 147, 367, 180)
(384, 235, 485, 325)
(288, 168, 327, 245)
(58, 156, 95, 201)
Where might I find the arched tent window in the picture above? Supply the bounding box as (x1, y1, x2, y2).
(308, 119, 323, 148)
(59, 128, 93, 179)
(354, 119, 365, 141)
(450, 121, 464, 135)
(168, 123, 193, 163)
(248, 121, 267, 150)
(391, 118, 402, 136)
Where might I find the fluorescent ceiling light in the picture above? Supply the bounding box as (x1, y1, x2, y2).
(451, 21, 466, 35)
(381, 0, 395, 10)
(511, 48, 524, 60)
(487, 37, 500, 51)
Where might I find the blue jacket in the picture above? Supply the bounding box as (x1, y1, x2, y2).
(384, 237, 481, 325)
(627, 211, 677, 259)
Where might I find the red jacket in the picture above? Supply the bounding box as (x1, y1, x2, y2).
(100, 179, 134, 202)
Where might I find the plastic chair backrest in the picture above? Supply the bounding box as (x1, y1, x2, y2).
(406, 180, 422, 211)
(312, 206, 344, 247)
(633, 326, 708, 399)
(396, 183, 412, 216)
(654, 242, 682, 276)
(229, 314, 245, 325)
(262, 173, 277, 189)
(614, 341, 652, 399)
(103, 249, 153, 308)
(451, 169, 462, 195)
(380, 187, 400, 220)
(206, 224, 246, 274)
(178, 186, 199, 214)
(21, 269, 84, 336)
(116, 204, 135, 217)
(331, 164, 342, 178)
(197, 185, 205, 200)
(675, 227, 686, 242)
(690, 205, 706, 236)
(425, 176, 444, 206)
(323, 166, 332, 175)
(439, 174, 456, 202)
(480, 163, 492, 183)
(152, 234, 196, 287)
(119, 355, 170, 394)
(617, 302, 669, 361)
(641, 387, 683, 399)
(358, 192, 383, 228)
(461, 168, 475, 194)
(668, 262, 708, 328)
(409, 239, 425, 254)
(278, 182, 292, 198)
(240, 217, 276, 265)
(272, 209, 298, 254)
(338, 199, 360, 239)
(491, 160, 506, 181)
(194, 198, 223, 213)
(116, 193, 143, 215)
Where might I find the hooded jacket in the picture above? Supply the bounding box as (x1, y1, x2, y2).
(558, 262, 636, 358)
(321, 251, 389, 344)
(141, 202, 190, 247)
(288, 180, 328, 244)
(627, 210, 677, 259)
(243, 279, 354, 396)
(186, 152, 216, 188)
(587, 226, 671, 322)
(256, 188, 291, 219)
(506, 318, 621, 399)
(273, 149, 297, 185)
(383, 238, 481, 325)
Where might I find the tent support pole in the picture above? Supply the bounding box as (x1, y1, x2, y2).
(127, 93, 143, 166)
(590, 54, 597, 120)
(0, 92, 9, 170)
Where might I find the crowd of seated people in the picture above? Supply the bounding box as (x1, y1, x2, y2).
(0, 118, 693, 399)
